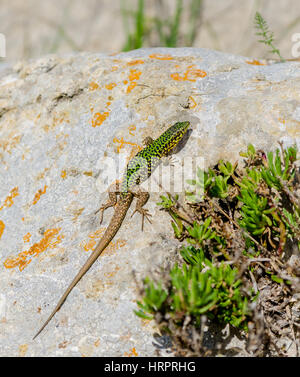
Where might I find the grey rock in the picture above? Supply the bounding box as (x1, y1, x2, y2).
(0, 48, 299, 356)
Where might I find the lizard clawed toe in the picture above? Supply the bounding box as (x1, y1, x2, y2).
(99, 208, 104, 224)
(131, 207, 152, 231)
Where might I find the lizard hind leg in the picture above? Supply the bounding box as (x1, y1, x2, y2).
(98, 182, 120, 224)
(131, 189, 152, 231)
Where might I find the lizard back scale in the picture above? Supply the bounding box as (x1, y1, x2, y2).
(33, 121, 190, 339)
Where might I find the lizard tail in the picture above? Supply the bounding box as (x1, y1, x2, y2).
(33, 194, 133, 340)
(32, 236, 110, 340)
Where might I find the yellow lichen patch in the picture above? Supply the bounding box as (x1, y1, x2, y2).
(61, 170, 67, 179)
(105, 82, 117, 90)
(246, 59, 266, 65)
(82, 228, 126, 255)
(171, 65, 207, 82)
(91, 111, 110, 127)
(0, 220, 5, 239)
(83, 171, 93, 176)
(127, 59, 144, 66)
(0, 187, 19, 211)
(23, 232, 31, 243)
(149, 53, 173, 60)
(3, 228, 63, 271)
(89, 82, 99, 91)
(32, 185, 47, 205)
(124, 347, 138, 357)
(111, 66, 118, 71)
(94, 339, 100, 347)
(19, 344, 28, 357)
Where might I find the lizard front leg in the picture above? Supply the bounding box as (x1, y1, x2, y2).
(143, 136, 154, 147)
(131, 189, 152, 231)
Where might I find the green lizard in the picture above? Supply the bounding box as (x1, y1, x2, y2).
(33, 121, 190, 339)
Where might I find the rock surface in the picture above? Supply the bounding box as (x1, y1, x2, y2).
(0, 48, 299, 356)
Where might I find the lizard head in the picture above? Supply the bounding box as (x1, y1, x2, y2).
(158, 121, 190, 155)
(120, 121, 190, 195)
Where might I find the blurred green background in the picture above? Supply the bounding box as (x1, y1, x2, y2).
(1, 0, 299, 61)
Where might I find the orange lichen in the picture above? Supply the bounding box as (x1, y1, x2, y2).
(124, 347, 138, 357)
(82, 228, 126, 255)
(91, 111, 110, 127)
(113, 137, 142, 154)
(3, 228, 63, 271)
(124, 69, 142, 94)
(149, 53, 173, 60)
(61, 170, 67, 179)
(32, 185, 47, 205)
(105, 83, 117, 90)
(89, 82, 99, 91)
(128, 125, 136, 136)
(126, 81, 137, 93)
(0, 187, 19, 211)
(23, 232, 31, 243)
(0, 220, 5, 239)
(128, 69, 142, 81)
(171, 65, 207, 82)
(246, 59, 266, 65)
(189, 96, 197, 109)
(127, 59, 144, 66)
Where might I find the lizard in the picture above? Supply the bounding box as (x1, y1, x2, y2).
(33, 121, 190, 339)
